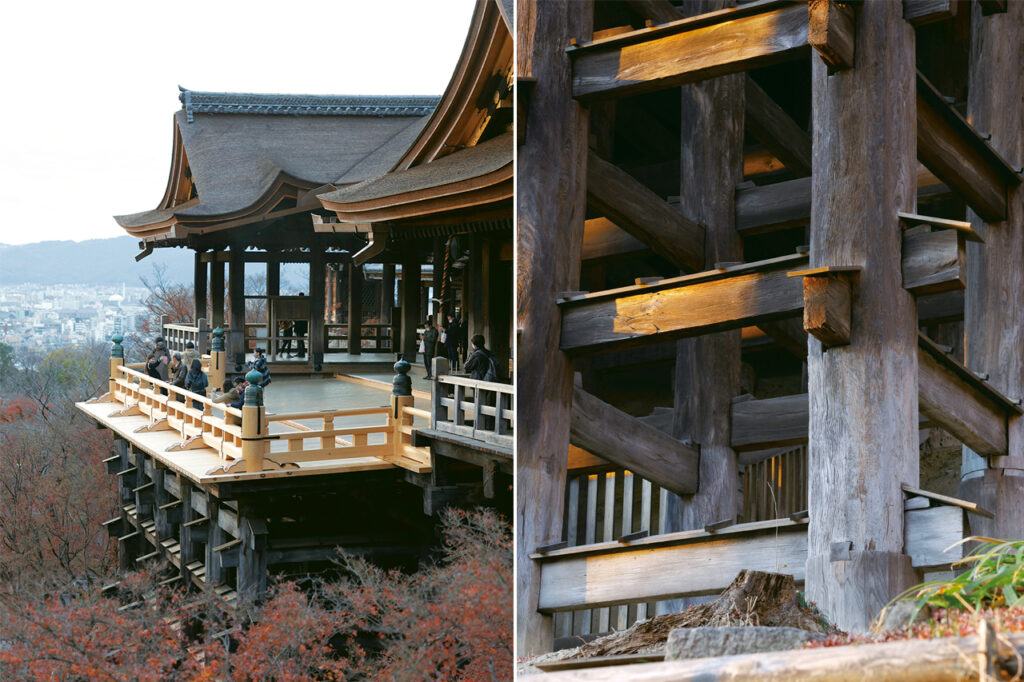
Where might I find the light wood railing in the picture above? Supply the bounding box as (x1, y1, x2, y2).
(161, 316, 210, 355)
(430, 358, 514, 448)
(325, 323, 393, 352)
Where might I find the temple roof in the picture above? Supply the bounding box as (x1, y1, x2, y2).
(178, 89, 438, 120)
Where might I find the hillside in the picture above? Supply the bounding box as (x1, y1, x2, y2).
(0, 237, 194, 285)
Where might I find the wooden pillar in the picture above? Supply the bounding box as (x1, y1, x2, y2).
(347, 262, 363, 355)
(381, 263, 395, 324)
(228, 249, 245, 369)
(401, 248, 421, 362)
(325, 266, 335, 325)
(959, 1, 1024, 537)
(237, 500, 268, 602)
(179, 479, 197, 581)
(152, 467, 170, 539)
(432, 238, 444, 324)
(665, 0, 745, 544)
(267, 257, 280, 297)
(805, 1, 920, 632)
(515, 0, 592, 656)
(210, 256, 225, 331)
(205, 496, 226, 587)
(309, 249, 325, 370)
(193, 251, 207, 322)
(467, 236, 489, 344)
(488, 238, 513, 374)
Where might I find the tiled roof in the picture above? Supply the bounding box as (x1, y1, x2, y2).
(178, 87, 439, 122)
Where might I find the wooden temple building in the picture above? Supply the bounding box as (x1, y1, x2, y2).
(76, 0, 513, 604)
(517, 0, 1024, 658)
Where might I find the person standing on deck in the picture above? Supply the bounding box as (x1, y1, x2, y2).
(248, 348, 271, 387)
(278, 320, 293, 357)
(184, 358, 208, 409)
(181, 341, 199, 369)
(152, 337, 170, 382)
(294, 294, 308, 358)
(444, 314, 461, 371)
(169, 353, 187, 401)
(422, 319, 439, 380)
(464, 334, 500, 382)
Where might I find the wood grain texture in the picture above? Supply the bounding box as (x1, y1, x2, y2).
(805, 0, 919, 632)
(570, 2, 809, 101)
(570, 387, 699, 496)
(960, 0, 1024, 506)
(903, 0, 958, 26)
(901, 228, 966, 295)
(808, 0, 855, 72)
(560, 265, 804, 355)
(736, 176, 812, 234)
(516, 0, 592, 656)
(666, 2, 746, 541)
(917, 71, 1021, 223)
(744, 76, 812, 176)
(586, 150, 704, 271)
(802, 274, 852, 347)
(581, 217, 648, 261)
(904, 506, 965, 569)
(731, 393, 809, 451)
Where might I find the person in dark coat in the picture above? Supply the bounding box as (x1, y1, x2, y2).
(152, 337, 171, 381)
(294, 294, 308, 357)
(184, 358, 209, 409)
(169, 353, 187, 402)
(214, 377, 246, 410)
(443, 314, 461, 371)
(278, 321, 293, 357)
(464, 334, 499, 382)
(421, 320, 439, 379)
(248, 348, 271, 387)
(145, 354, 161, 380)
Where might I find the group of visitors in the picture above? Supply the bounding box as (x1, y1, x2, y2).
(276, 317, 308, 358)
(147, 336, 271, 410)
(419, 314, 501, 383)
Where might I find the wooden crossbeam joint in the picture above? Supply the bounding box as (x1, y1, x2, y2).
(809, 0, 855, 73)
(789, 267, 859, 348)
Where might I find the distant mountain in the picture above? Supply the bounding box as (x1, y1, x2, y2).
(0, 237, 195, 286)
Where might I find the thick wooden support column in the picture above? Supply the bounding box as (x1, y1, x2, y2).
(916, 71, 1021, 223)
(210, 257, 225, 331)
(570, 1, 809, 101)
(237, 501, 268, 603)
(400, 248, 421, 362)
(178, 479, 197, 581)
(570, 386, 698, 495)
(559, 256, 807, 355)
(205, 496, 226, 587)
(193, 251, 207, 322)
(381, 263, 395, 325)
(516, 0, 591, 656)
(488, 239, 513, 372)
(266, 257, 280, 298)
(324, 267, 335, 325)
(347, 262, 363, 355)
(227, 250, 245, 368)
(309, 249, 325, 369)
(959, 0, 1024, 540)
(805, 1, 920, 632)
(586, 150, 704, 271)
(666, 2, 746, 553)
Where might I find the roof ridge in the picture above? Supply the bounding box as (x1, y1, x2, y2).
(177, 86, 439, 122)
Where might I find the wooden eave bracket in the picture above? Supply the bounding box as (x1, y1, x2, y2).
(787, 266, 860, 348)
(901, 483, 995, 519)
(899, 212, 977, 296)
(809, 0, 856, 73)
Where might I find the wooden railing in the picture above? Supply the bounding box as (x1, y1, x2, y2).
(161, 316, 210, 355)
(325, 323, 394, 352)
(98, 357, 430, 476)
(429, 358, 514, 448)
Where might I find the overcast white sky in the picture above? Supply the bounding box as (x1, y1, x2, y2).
(0, 0, 474, 246)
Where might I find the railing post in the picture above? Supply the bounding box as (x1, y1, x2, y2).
(209, 327, 227, 391)
(197, 318, 209, 355)
(391, 359, 413, 457)
(109, 333, 124, 399)
(431, 356, 449, 427)
(241, 369, 267, 473)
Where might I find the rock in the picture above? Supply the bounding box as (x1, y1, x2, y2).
(664, 626, 824, 661)
(873, 600, 933, 633)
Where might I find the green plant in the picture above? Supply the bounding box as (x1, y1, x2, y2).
(891, 537, 1024, 619)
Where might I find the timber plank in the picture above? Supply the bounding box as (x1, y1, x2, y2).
(570, 2, 809, 101)
(903, 0, 958, 26)
(731, 394, 808, 451)
(901, 228, 966, 295)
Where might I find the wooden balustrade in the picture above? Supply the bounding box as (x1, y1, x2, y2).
(325, 323, 393, 352)
(161, 317, 210, 355)
(430, 358, 514, 447)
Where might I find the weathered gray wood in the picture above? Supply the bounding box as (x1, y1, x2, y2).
(959, 0, 1024, 540)
(228, 249, 245, 366)
(744, 76, 812, 177)
(400, 246, 421, 362)
(736, 177, 812, 235)
(560, 259, 805, 355)
(918, 289, 964, 325)
(901, 228, 966, 295)
(209, 258, 225, 330)
(516, 0, 592, 656)
(904, 505, 965, 569)
(178, 480, 197, 582)
(570, 2, 809, 101)
(205, 497, 226, 586)
(309, 249, 325, 368)
(901, 483, 994, 519)
(917, 71, 1021, 223)
(808, 0, 855, 72)
(570, 387, 698, 496)
(237, 502, 268, 603)
(193, 251, 207, 322)
(918, 333, 1013, 456)
(800, 273, 852, 348)
(805, 0, 920, 633)
(903, 0, 958, 26)
(732, 394, 808, 451)
(347, 262, 363, 355)
(586, 150, 704, 272)
(534, 520, 809, 611)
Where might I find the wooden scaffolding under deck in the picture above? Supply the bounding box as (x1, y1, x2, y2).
(516, 0, 1024, 655)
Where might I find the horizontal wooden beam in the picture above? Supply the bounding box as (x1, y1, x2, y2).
(587, 150, 704, 272)
(570, 386, 699, 496)
(534, 510, 963, 612)
(581, 218, 649, 261)
(559, 254, 808, 355)
(731, 394, 808, 452)
(916, 71, 1022, 223)
(808, 0, 855, 72)
(917, 332, 1019, 456)
(570, 1, 809, 101)
(744, 76, 812, 176)
(903, 0, 958, 26)
(901, 227, 966, 295)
